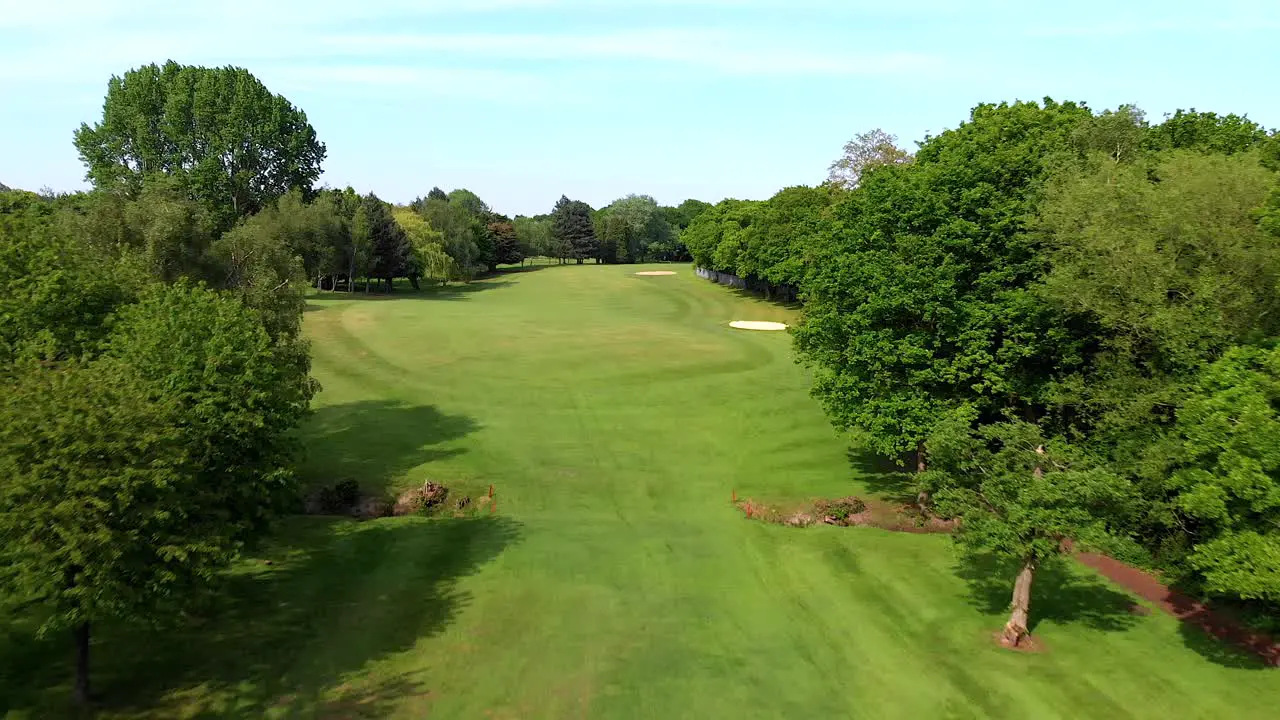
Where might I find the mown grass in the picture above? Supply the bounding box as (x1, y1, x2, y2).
(3, 263, 1277, 718)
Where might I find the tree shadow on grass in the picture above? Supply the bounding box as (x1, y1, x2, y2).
(312, 280, 516, 303)
(845, 447, 915, 504)
(1178, 621, 1274, 669)
(956, 554, 1140, 635)
(300, 402, 480, 496)
(0, 516, 522, 717)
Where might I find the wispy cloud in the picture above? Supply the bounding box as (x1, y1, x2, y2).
(274, 65, 555, 104)
(321, 29, 939, 76)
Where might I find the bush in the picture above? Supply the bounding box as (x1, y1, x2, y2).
(318, 479, 360, 514)
(814, 496, 867, 525)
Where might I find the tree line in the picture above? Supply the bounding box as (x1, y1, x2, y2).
(0, 59, 716, 707)
(0, 61, 452, 708)
(692, 102, 1280, 645)
(515, 194, 712, 265)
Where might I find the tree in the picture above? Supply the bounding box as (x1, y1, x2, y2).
(662, 199, 713, 231)
(347, 203, 374, 291)
(683, 199, 761, 273)
(796, 100, 1094, 499)
(551, 195, 596, 264)
(601, 194, 670, 263)
(1164, 346, 1280, 602)
(0, 201, 131, 365)
(74, 62, 325, 229)
(210, 214, 308, 339)
(485, 220, 522, 270)
(1071, 104, 1149, 165)
(738, 185, 835, 290)
(417, 196, 481, 281)
(0, 358, 190, 706)
(930, 415, 1131, 647)
(827, 128, 913, 189)
(600, 213, 631, 264)
(360, 194, 411, 292)
(1036, 150, 1280, 481)
(427, 186, 449, 202)
(447, 188, 491, 218)
(514, 215, 553, 261)
(0, 282, 314, 707)
(393, 207, 454, 288)
(1144, 109, 1270, 155)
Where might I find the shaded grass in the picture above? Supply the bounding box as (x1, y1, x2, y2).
(4, 264, 1278, 718)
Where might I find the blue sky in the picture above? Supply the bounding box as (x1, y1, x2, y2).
(1, 0, 1277, 216)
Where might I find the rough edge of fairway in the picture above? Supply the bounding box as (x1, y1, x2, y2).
(635, 271, 677, 276)
(730, 321, 788, 331)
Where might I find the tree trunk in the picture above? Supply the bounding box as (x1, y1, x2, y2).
(73, 621, 90, 707)
(1001, 560, 1035, 647)
(577, 258, 583, 265)
(915, 441, 930, 511)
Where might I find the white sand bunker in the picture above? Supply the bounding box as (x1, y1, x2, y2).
(635, 271, 677, 276)
(730, 321, 788, 331)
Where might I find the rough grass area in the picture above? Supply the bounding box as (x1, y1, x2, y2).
(3, 264, 1277, 718)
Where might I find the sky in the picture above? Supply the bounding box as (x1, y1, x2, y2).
(1, 0, 1278, 217)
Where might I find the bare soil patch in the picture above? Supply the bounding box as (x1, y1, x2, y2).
(735, 495, 954, 534)
(635, 271, 677, 276)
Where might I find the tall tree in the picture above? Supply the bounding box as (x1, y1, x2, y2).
(485, 220, 522, 270)
(602, 194, 668, 263)
(551, 195, 596, 264)
(795, 99, 1094, 500)
(417, 196, 482, 281)
(600, 214, 632, 264)
(929, 416, 1131, 647)
(827, 128, 913, 190)
(514, 215, 553, 260)
(361, 194, 411, 292)
(392, 207, 454, 288)
(0, 282, 314, 706)
(1161, 346, 1280, 603)
(74, 62, 325, 229)
(737, 185, 835, 290)
(447, 188, 491, 218)
(348, 203, 373, 292)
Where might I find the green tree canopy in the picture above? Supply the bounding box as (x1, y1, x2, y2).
(551, 195, 596, 264)
(74, 62, 325, 229)
(930, 415, 1131, 646)
(1165, 346, 1280, 602)
(794, 100, 1094, 467)
(1144, 109, 1270, 155)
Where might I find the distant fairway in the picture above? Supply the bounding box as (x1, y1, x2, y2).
(4, 263, 1277, 718)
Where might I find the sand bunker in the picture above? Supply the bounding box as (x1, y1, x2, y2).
(635, 271, 677, 276)
(730, 321, 788, 331)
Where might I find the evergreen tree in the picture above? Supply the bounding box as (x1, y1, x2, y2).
(361, 194, 411, 292)
(551, 195, 597, 264)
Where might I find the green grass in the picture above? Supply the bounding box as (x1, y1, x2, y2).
(3, 263, 1278, 718)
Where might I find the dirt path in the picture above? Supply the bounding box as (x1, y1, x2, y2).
(1075, 552, 1280, 667)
